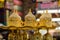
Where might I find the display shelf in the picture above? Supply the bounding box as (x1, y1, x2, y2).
(37, 18, 60, 21)
(37, 9, 60, 13)
(36, 0, 57, 2)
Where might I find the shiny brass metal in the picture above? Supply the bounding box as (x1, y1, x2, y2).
(24, 9, 37, 27)
(39, 10, 52, 28)
(8, 6, 23, 27)
(43, 29, 53, 40)
(8, 30, 16, 40)
(0, 10, 57, 40)
(34, 30, 43, 40)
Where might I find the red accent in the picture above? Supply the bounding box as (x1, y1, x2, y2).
(13, 0, 23, 6)
(40, 2, 57, 9)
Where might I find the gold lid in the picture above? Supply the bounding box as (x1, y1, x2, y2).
(8, 7, 22, 27)
(25, 9, 36, 20)
(39, 10, 52, 28)
(24, 9, 36, 27)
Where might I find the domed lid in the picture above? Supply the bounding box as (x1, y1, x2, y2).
(8, 5, 22, 27)
(40, 10, 52, 19)
(25, 9, 36, 21)
(9, 10, 21, 20)
(39, 10, 52, 27)
(9, 5, 21, 20)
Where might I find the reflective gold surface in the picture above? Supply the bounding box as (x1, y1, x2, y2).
(39, 10, 52, 28)
(34, 30, 43, 40)
(24, 9, 37, 27)
(8, 6, 23, 27)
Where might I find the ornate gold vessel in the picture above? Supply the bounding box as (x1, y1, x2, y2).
(23, 31, 27, 40)
(0, 9, 57, 40)
(34, 30, 43, 40)
(8, 31, 16, 40)
(8, 6, 23, 27)
(39, 10, 52, 28)
(43, 30, 53, 40)
(24, 9, 37, 27)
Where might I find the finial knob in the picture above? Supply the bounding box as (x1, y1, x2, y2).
(28, 9, 32, 14)
(46, 10, 48, 14)
(29, 9, 31, 12)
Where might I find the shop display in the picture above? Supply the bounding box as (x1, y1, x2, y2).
(0, 9, 57, 40)
(0, 5, 58, 40)
(0, 0, 58, 39)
